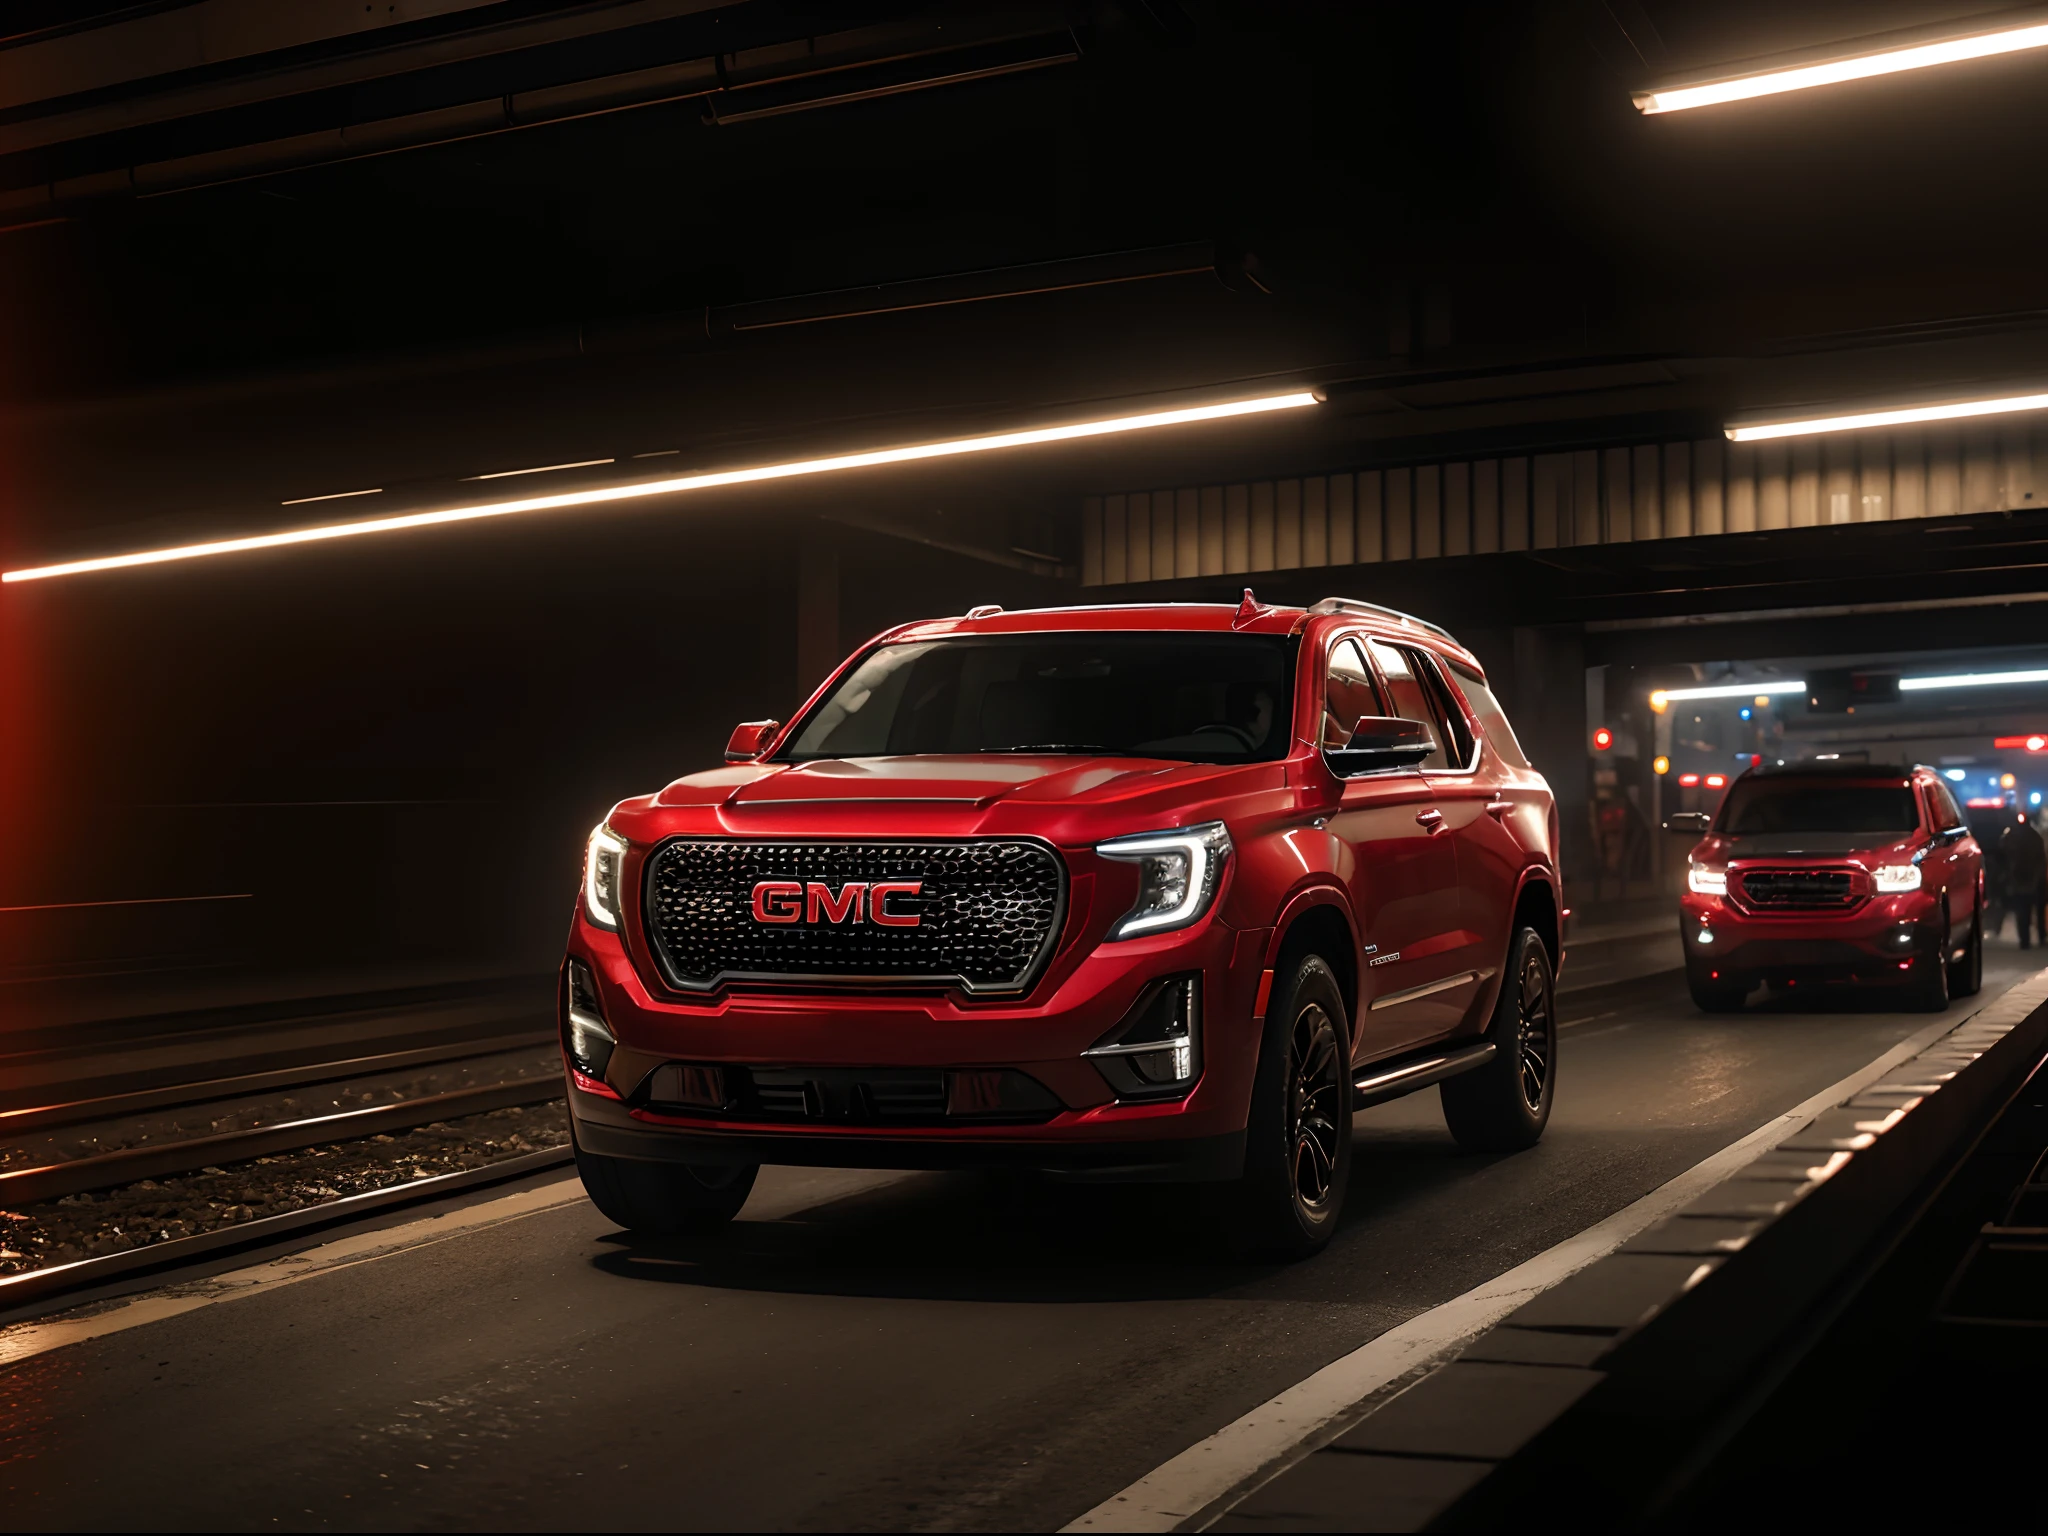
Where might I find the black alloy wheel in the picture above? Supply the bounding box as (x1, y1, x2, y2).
(1911, 917, 1952, 1012)
(1226, 953, 1352, 1260)
(1512, 950, 1552, 1115)
(1289, 999, 1346, 1215)
(1442, 925, 1557, 1153)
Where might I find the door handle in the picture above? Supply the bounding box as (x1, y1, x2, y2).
(1486, 799, 1514, 818)
(1416, 808, 1446, 832)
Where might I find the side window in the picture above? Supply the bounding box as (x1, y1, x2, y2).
(1448, 661, 1530, 770)
(1364, 639, 1452, 771)
(1322, 637, 1386, 749)
(1932, 780, 1965, 831)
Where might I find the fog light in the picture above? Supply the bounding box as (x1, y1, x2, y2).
(1889, 925, 1918, 949)
(1696, 927, 1715, 945)
(1084, 976, 1201, 1100)
(564, 958, 617, 1082)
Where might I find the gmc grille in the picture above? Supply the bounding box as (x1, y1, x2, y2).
(642, 838, 1066, 993)
(1737, 868, 1860, 911)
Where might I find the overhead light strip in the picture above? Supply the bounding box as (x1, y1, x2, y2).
(1, 391, 1319, 585)
(1655, 681, 1808, 704)
(1656, 667, 2048, 708)
(1725, 390, 2048, 442)
(1635, 20, 2048, 114)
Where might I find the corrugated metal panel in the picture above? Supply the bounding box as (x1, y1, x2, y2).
(1080, 419, 2048, 586)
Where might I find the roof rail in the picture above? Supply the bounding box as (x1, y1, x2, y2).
(1306, 597, 1456, 642)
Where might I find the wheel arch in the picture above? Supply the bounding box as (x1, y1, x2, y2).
(1511, 872, 1561, 976)
(1265, 890, 1359, 1040)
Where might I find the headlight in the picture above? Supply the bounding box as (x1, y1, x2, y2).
(1688, 865, 1727, 895)
(583, 822, 627, 929)
(1097, 822, 1232, 939)
(1873, 864, 1922, 893)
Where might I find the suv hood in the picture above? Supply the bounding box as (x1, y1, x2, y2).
(652, 754, 1242, 811)
(1712, 832, 1918, 859)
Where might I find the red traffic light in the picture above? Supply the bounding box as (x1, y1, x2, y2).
(1592, 727, 1614, 751)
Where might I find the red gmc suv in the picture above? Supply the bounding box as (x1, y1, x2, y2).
(561, 593, 1562, 1257)
(1673, 763, 1984, 1012)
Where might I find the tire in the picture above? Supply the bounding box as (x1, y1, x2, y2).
(1222, 953, 1353, 1260)
(573, 1126, 758, 1234)
(1949, 905, 1983, 999)
(1910, 917, 1952, 1012)
(1442, 927, 1556, 1153)
(1687, 971, 1748, 1013)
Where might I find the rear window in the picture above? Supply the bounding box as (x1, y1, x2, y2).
(1718, 779, 1922, 836)
(1448, 662, 1530, 770)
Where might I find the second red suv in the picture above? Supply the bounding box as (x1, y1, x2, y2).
(561, 594, 1561, 1257)
(1674, 763, 1984, 1011)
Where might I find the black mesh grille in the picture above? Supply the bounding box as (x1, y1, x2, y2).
(642, 839, 1065, 992)
(1738, 868, 1861, 910)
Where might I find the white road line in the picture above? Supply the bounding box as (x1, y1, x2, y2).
(0, 1164, 912, 1369)
(1061, 1000, 1999, 1533)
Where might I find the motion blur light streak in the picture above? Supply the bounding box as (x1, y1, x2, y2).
(0, 392, 1319, 584)
(1726, 390, 2048, 442)
(1900, 668, 2048, 691)
(463, 458, 616, 480)
(279, 488, 383, 506)
(1635, 21, 2048, 114)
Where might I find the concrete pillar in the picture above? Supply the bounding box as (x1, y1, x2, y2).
(795, 523, 841, 706)
(1509, 625, 1594, 898)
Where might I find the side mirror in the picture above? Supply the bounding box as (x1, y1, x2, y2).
(1663, 812, 1713, 834)
(724, 719, 781, 762)
(1324, 716, 1436, 776)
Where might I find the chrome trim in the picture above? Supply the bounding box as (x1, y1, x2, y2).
(1082, 1038, 1187, 1058)
(1368, 967, 1485, 1012)
(1353, 1041, 1495, 1094)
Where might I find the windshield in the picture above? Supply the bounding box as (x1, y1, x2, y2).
(1718, 779, 1921, 837)
(782, 632, 1297, 763)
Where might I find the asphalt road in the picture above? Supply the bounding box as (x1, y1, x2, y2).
(5, 947, 2041, 1532)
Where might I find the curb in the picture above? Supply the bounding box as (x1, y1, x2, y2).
(1213, 968, 2048, 1532)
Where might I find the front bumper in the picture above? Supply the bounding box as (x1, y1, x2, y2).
(1679, 888, 1943, 983)
(563, 907, 1270, 1180)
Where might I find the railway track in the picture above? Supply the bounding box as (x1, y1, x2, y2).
(0, 979, 575, 1316)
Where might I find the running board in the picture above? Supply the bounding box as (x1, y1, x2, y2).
(1352, 1041, 1496, 1109)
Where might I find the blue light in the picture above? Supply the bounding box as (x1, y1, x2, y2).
(2034, 792, 2043, 807)
(1739, 707, 1753, 720)
(1945, 769, 1968, 782)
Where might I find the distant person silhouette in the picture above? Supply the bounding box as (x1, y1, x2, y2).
(2000, 813, 2047, 950)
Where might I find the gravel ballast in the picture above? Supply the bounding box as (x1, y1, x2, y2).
(0, 1101, 570, 1277)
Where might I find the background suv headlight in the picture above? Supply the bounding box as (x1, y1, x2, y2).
(1873, 864, 1923, 893)
(1688, 865, 1727, 895)
(1098, 822, 1231, 939)
(584, 822, 627, 929)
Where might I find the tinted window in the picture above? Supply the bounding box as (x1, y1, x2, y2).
(1365, 639, 1452, 771)
(783, 633, 1296, 763)
(1719, 779, 1922, 836)
(1932, 781, 1966, 831)
(1322, 638, 1386, 749)
(1448, 662, 1529, 769)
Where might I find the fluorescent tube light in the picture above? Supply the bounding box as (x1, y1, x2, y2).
(1636, 20, 2048, 115)
(2, 391, 1318, 585)
(1654, 681, 1808, 704)
(1900, 668, 2048, 692)
(1726, 390, 2048, 442)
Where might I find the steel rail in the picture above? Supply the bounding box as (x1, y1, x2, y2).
(0, 1077, 567, 1205)
(0, 1030, 554, 1137)
(0, 1144, 575, 1319)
